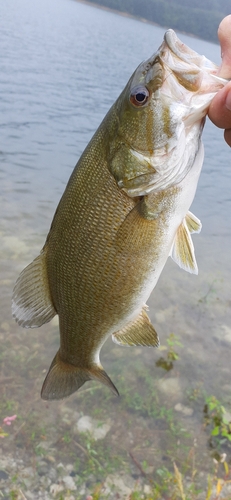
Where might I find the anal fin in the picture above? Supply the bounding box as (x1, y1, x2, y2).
(112, 309, 159, 347)
(12, 249, 56, 328)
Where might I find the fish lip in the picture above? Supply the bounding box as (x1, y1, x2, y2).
(164, 29, 229, 85)
(164, 29, 200, 64)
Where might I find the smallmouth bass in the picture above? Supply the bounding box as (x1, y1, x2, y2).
(12, 30, 227, 400)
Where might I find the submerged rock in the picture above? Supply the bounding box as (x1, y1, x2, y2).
(157, 376, 182, 400)
(103, 473, 135, 497)
(174, 403, 193, 416)
(76, 415, 111, 440)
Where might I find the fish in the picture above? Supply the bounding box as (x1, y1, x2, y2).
(12, 30, 227, 400)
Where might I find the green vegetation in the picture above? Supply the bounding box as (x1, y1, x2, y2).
(87, 0, 230, 42)
(156, 333, 182, 371)
(204, 395, 231, 448)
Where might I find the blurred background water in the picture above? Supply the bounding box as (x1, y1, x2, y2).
(0, 0, 231, 497)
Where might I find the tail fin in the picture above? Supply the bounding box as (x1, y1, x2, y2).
(41, 350, 119, 400)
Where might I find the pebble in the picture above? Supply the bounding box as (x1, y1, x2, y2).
(0, 470, 8, 480)
(174, 403, 194, 416)
(62, 475, 77, 490)
(50, 483, 64, 495)
(104, 473, 134, 496)
(221, 324, 231, 343)
(223, 410, 231, 423)
(76, 415, 111, 440)
(157, 376, 182, 400)
(144, 484, 152, 494)
(48, 468, 57, 481)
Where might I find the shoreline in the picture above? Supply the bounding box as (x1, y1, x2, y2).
(73, 0, 218, 42)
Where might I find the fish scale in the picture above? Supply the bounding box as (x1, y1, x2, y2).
(12, 29, 227, 400)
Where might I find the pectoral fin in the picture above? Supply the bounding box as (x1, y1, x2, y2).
(170, 217, 198, 274)
(112, 309, 159, 347)
(12, 248, 56, 327)
(185, 211, 202, 234)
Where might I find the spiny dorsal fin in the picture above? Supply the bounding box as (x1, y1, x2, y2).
(170, 219, 198, 274)
(41, 350, 119, 400)
(185, 211, 202, 234)
(112, 309, 159, 347)
(12, 249, 56, 328)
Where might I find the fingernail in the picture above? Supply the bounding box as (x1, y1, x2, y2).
(225, 90, 231, 111)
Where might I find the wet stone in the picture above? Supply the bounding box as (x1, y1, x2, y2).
(62, 475, 77, 490)
(222, 324, 231, 343)
(47, 467, 57, 481)
(174, 403, 194, 416)
(0, 470, 8, 480)
(76, 415, 111, 440)
(50, 483, 64, 496)
(38, 464, 48, 476)
(223, 410, 231, 423)
(103, 473, 137, 496)
(157, 376, 182, 400)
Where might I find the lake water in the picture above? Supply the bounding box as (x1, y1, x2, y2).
(0, 0, 231, 498)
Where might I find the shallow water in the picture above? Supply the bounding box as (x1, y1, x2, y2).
(0, 0, 231, 498)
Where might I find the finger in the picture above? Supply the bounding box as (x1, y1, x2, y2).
(217, 15, 231, 78)
(224, 128, 231, 147)
(208, 81, 231, 129)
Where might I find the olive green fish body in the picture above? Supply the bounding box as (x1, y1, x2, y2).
(12, 30, 227, 399)
(42, 121, 174, 397)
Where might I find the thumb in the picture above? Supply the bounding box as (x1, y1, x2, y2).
(217, 15, 231, 79)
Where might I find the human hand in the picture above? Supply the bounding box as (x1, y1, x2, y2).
(208, 15, 231, 146)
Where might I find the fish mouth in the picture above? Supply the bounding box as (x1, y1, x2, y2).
(164, 29, 202, 66)
(162, 29, 228, 89)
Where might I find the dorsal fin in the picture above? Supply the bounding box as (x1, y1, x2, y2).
(170, 218, 198, 274)
(12, 249, 56, 328)
(112, 308, 159, 347)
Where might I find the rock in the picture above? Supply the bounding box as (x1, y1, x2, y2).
(62, 475, 77, 490)
(144, 484, 152, 494)
(223, 410, 231, 423)
(104, 474, 135, 497)
(48, 467, 57, 481)
(40, 475, 52, 488)
(0, 470, 8, 480)
(50, 483, 64, 496)
(65, 464, 74, 473)
(174, 403, 193, 416)
(76, 415, 111, 440)
(221, 324, 231, 343)
(157, 377, 182, 400)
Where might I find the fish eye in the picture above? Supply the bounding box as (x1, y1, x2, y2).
(130, 86, 149, 107)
